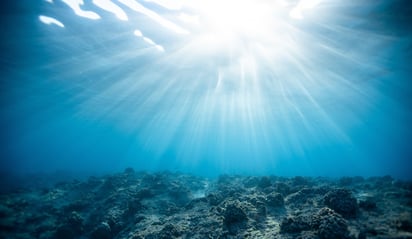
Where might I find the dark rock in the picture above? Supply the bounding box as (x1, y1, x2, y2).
(34, 224, 54, 238)
(106, 219, 124, 236)
(266, 192, 284, 207)
(396, 212, 412, 232)
(158, 223, 182, 239)
(257, 176, 272, 189)
(223, 201, 248, 225)
(185, 197, 208, 209)
(90, 222, 112, 239)
(134, 215, 145, 223)
(357, 231, 367, 239)
(358, 198, 377, 211)
(127, 199, 143, 216)
(338, 176, 364, 186)
(293, 176, 309, 186)
(280, 215, 311, 233)
(163, 203, 180, 216)
(217, 184, 243, 199)
(243, 177, 259, 188)
(255, 201, 267, 219)
(312, 207, 353, 239)
(63, 200, 89, 213)
(124, 167, 135, 174)
(339, 177, 354, 187)
(353, 176, 365, 183)
(372, 175, 394, 188)
(323, 189, 358, 218)
(66, 211, 83, 234)
(273, 182, 291, 196)
(101, 177, 118, 192)
(206, 193, 222, 206)
(136, 188, 154, 199)
(142, 173, 167, 189)
(217, 174, 234, 185)
(168, 184, 191, 205)
(54, 225, 75, 239)
(286, 187, 328, 206)
(297, 231, 320, 239)
(248, 194, 266, 207)
(24, 213, 47, 224)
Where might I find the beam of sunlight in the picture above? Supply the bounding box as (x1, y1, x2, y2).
(184, 0, 282, 42)
(39, 15, 65, 27)
(290, 0, 322, 19)
(61, 0, 101, 20)
(178, 13, 199, 25)
(142, 0, 183, 10)
(92, 0, 128, 21)
(118, 0, 189, 34)
(134, 29, 165, 52)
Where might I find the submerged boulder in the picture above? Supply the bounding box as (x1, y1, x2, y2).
(223, 201, 248, 225)
(257, 176, 272, 189)
(54, 225, 76, 239)
(280, 207, 354, 239)
(266, 192, 284, 207)
(280, 215, 312, 233)
(358, 197, 377, 211)
(323, 189, 358, 218)
(312, 207, 353, 239)
(157, 223, 182, 239)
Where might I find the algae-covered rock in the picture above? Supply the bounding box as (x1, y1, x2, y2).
(257, 176, 272, 189)
(280, 215, 312, 233)
(266, 192, 284, 207)
(223, 201, 248, 225)
(323, 189, 358, 218)
(1, 172, 411, 239)
(312, 207, 353, 239)
(157, 223, 182, 239)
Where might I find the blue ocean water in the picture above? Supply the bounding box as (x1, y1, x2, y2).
(0, 0, 411, 179)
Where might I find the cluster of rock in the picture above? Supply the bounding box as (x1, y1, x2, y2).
(0, 170, 411, 238)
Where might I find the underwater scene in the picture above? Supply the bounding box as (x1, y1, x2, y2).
(1, 0, 412, 238)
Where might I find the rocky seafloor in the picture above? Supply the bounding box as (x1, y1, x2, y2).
(1, 169, 412, 239)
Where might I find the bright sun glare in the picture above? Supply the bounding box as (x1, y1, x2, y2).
(177, 0, 322, 58)
(198, 0, 273, 36)
(184, 0, 292, 46)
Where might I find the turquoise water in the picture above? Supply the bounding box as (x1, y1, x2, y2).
(1, 0, 411, 179)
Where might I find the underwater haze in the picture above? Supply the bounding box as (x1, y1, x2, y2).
(1, 0, 411, 179)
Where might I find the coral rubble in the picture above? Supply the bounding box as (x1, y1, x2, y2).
(0, 171, 411, 238)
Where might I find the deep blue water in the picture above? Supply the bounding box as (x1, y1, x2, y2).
(0, 0, 411, 179)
